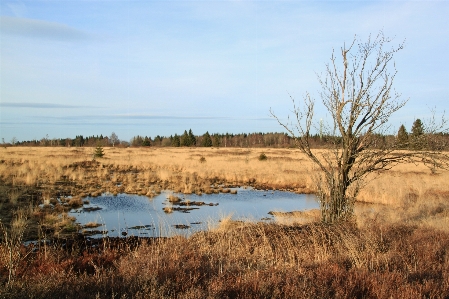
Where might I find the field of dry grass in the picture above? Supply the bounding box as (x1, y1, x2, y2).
(1, 146, 448, 297)
(1, 146, 448, 231)
(1, 221, 448, 298)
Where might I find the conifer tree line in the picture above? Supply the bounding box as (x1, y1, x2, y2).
(7, 123, 449, 150)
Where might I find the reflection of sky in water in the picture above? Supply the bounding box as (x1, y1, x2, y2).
(69, 188, 318, 238)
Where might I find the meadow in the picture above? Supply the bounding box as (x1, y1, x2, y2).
(1, 146, 448, 298)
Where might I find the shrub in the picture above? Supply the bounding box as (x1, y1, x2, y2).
(258, 152, 267, 161)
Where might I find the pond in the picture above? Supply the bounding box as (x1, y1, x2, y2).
(69, 188, 318, 238)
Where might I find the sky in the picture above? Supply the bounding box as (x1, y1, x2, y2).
(1, 0, 448, 143)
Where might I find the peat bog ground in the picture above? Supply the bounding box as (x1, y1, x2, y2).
(1, 147, 449, 298)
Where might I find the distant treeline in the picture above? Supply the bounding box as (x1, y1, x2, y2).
(12, 131, 298, 148)
(7, 120, 449, 150)
(7, 131, 449, 150)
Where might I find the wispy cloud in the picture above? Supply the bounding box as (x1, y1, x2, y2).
(0, 16, 90, 41)
(47, 114, 231, 120)
(0, 102, 99, 108)
(1, 1, 448, 142)
(0, 115, 275, 129)
(109, 114, 231, 120)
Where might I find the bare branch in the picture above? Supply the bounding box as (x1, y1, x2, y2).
(271, 31, 448, 223)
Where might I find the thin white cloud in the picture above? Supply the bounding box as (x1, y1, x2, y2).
(1, 1, 448, 142)
(46, 114, 231, 120)
(0, 16, 90, 41)
(0, 102, 99, 108)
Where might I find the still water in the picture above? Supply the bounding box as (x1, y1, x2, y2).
(69, 188, 318, 238)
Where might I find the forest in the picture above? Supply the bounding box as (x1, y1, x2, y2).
(7, 119, 449, 150)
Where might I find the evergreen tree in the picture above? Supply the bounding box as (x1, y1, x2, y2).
(172, 134, 180, 147)
(411, 119, 424, 137)
(397, 124, 408, 148)
(93, 143, 104, 158)
(212, 134, 220, 147)
(411, 119, 425, 150)
(142, 136, 151, 146)
(188, 129, 196, 146)
(154, 135, 163, 146)
(131, 135, 144, 146)
(74, 135, 84, 147)
(202, 131, 212, 147)
(181, 130, 191, 146)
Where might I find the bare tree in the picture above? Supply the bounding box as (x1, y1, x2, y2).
(110, 132, 119, 147)
(271, 32, 448, 223)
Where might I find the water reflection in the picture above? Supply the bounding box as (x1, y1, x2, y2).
(69, 188, 318, 238)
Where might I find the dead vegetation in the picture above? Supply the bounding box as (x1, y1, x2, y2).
(0, 221, 448, 298)
(0, 147, 448, 297)
(1, 146, 449, 237)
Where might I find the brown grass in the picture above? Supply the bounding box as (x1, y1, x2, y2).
(83, 222, 102, 229)
(1, 221, 448, 298)
(0, 147, 448, 297)
(1, 147, 448, 231)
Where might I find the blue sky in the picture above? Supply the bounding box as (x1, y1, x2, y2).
(1, 1, 448, 143)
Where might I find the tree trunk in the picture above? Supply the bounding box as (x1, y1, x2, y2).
(319, 174, 353, 224)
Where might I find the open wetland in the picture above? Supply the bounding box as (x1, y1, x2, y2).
(69, 189, 318, 238)
(1, 147, 449, 298)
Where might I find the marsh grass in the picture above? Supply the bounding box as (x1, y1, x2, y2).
(83, 222, 102, 229)
(67, 197, 83, 208)
(1, 147, 448, 229)
(0, 147, 449, 296)
(1, 220, 448, 298)
(270, 209, 321, 225)
(7, 188, 22, 205)
(163, 204, 173, 214)
(0, 208, 31, 284)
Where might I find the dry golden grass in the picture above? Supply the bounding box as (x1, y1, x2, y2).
(270, 209, 321, 225)
(0, 146, 448, 233)
(1, 147, 449, 297)
(83, 222, 102, 228)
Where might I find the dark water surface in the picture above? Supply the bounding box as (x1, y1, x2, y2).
(69, 188, 318, 238)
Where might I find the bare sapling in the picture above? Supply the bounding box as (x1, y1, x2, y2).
(0, 208, 31, 284)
